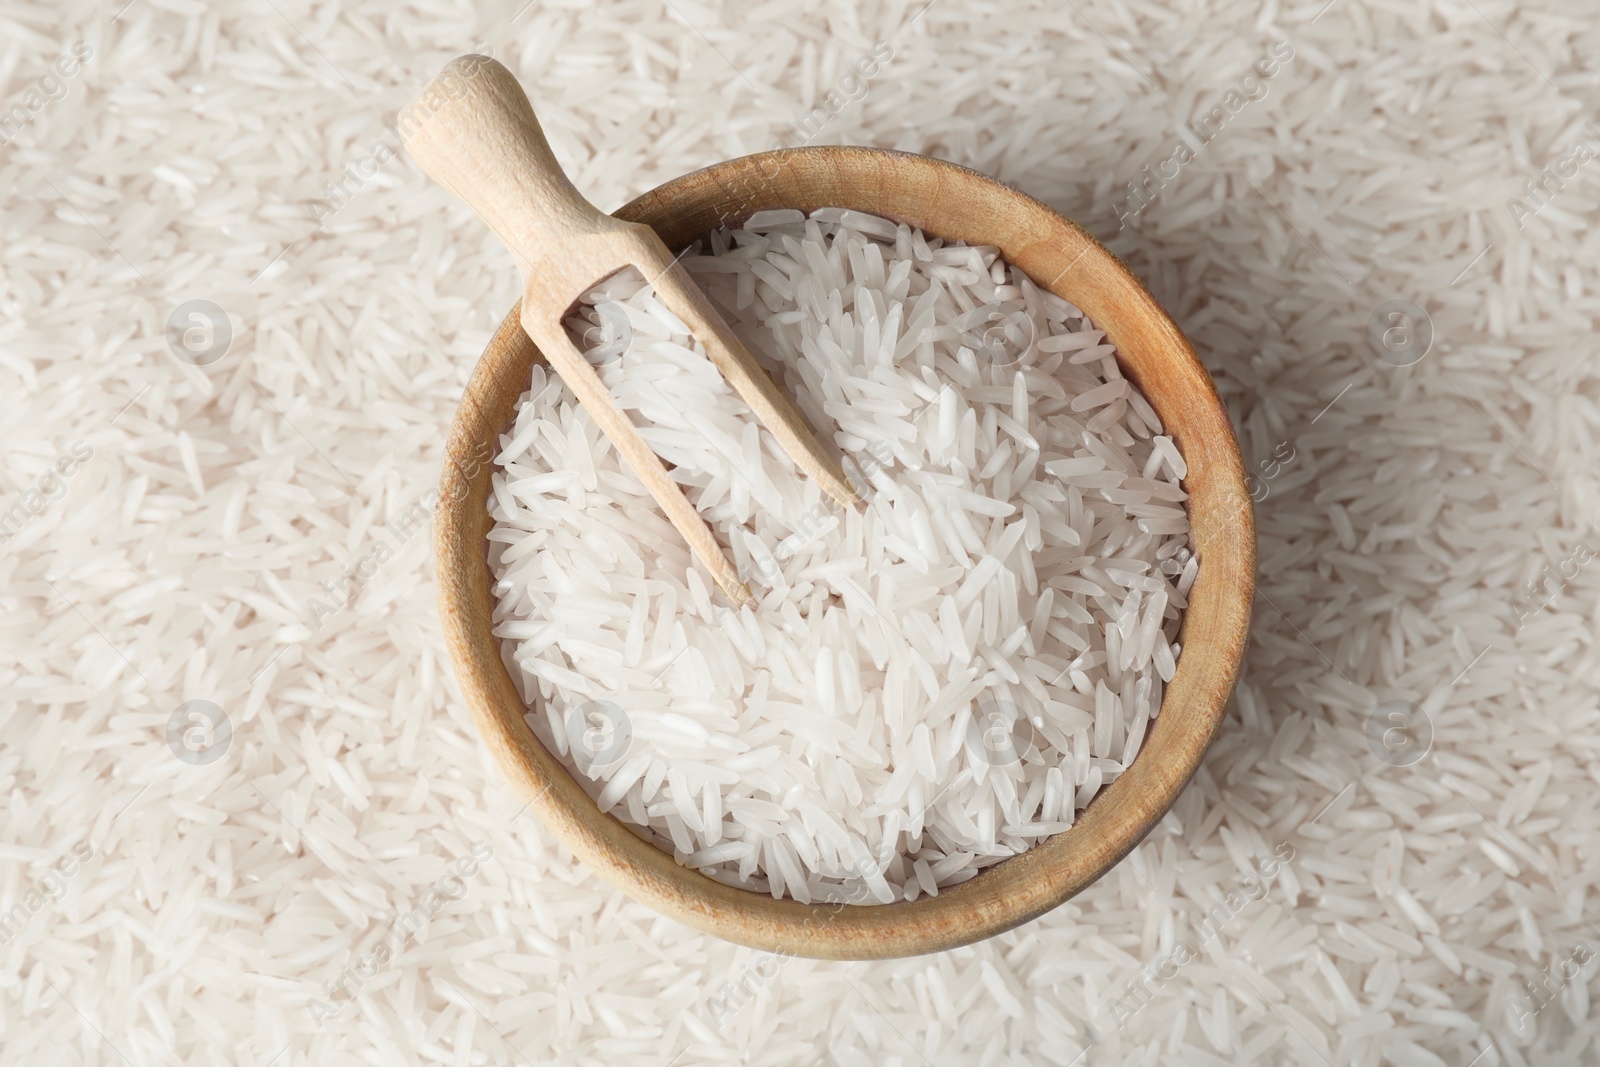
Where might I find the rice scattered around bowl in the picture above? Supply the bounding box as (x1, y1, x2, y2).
(487, 207, 1195, 904)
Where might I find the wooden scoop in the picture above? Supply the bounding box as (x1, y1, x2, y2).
(399, 55, 862, 606)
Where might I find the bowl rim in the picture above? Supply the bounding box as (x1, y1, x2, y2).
(436, 144, 1256, 960)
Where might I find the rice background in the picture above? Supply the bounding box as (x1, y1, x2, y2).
(3, 0, 1599, 1064)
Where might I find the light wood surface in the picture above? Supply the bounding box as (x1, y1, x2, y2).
(432, 102, 1256, 959)
(401, 56, 863, 606)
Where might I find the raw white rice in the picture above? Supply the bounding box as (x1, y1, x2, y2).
(487, 208, 1192, 902)
(13, 5, 1600, 1063)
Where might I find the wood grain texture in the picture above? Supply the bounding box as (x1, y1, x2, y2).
(402, 56, 859, 605)
(435, 143, 1256, 960)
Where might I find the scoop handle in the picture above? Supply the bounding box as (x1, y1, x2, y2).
(398, 55, 621, 275)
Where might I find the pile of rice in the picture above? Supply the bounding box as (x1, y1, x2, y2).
(487, 208, 1194, 902)
(18, 2, 1600, 1062)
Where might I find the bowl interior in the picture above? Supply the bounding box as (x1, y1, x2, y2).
(436, 146, 1255, 960)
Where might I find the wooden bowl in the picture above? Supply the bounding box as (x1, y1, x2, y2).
(436, 146, 1255, 960)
